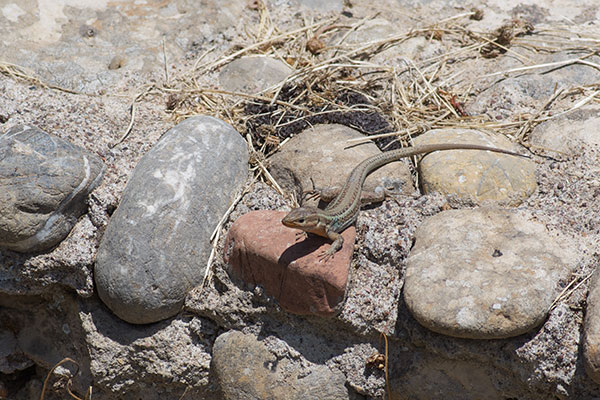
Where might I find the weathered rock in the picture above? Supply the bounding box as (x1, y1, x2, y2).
(530, 106, 600, 155)
(0, 125, 105, 253)
(0, 329, 32, 374)
(0, 215, 99, 297)
(269, 124, 414, 204)
(81, 301, 215, 400)
(583, 269, 600, 384)
(225, 210, 354, 315)
(414, 128, 536, 206)
(404, 208, 574, 339)
(211, 330, 350, 400)
(219, 56, 293, 94)
(95, 116, 248, 324)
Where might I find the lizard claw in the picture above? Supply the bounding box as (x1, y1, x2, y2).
(317, 248, 335, 263)
(295, 231, 308, 241)
(302, 189, 321, 202)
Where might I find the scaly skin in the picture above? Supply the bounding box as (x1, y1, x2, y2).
(281, 143, 529, 261)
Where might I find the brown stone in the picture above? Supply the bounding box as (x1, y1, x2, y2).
(224, 210, 355, 316)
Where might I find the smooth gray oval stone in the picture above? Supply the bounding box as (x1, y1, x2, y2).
(95, 116, 248, 324)
(0, 125, 105, 253)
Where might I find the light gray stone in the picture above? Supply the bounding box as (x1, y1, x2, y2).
(211, 330, 350, 400)
(414, 128, 536, 206)
(530, 106, 600, 154)
(219, 56, 293, 94)
(95, 116, 248, 324)
(0, 125, 105, 253)
(269, 124, 414, 205)
(404, 208, 574, 339)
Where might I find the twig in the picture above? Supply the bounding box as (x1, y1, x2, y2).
(40, 358, 90, 400)
(515, 86, 565, 141)
(109, 85, 156, 148)
(480, 53, 599, 79)
(203, 174, 259, 288)
(194, 18, 334, 73)
(550, 271, 594, 310)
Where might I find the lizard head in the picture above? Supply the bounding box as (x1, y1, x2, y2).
(282, 206, 329, 238)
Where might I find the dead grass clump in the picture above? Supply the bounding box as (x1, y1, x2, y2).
(162, 6, 599, 164)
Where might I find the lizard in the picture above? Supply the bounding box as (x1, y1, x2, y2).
(281, 143, 530, 261)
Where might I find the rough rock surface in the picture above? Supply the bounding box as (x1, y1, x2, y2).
(530, 106, 600, 155)
(211, 330, 350, 400)
(95, 116, 248, 324)
(268, 124, 414, 204)
(0, 125, 105, 253)
(225, 210, 355, 315)
(583, 269, 600, 384)
(415, 129, 536, 206)
(466, 52, 600, 121)
(0, 0, 248, 93)
(219, 56, 294, 94)
(404, 208, 575, 339)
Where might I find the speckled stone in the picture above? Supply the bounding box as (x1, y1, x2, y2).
(95, 116, 248, 324)
(0, 125, 104, 253)
(530, 106, 600, 155)
(404, 208, 574, 339)
(415, 128, 536, 206)
(211, 330, 350, 400)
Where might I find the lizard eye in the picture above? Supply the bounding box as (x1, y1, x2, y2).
(298, 218, 305, 223)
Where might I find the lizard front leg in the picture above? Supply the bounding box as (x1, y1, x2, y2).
(318, 230, 344, 262)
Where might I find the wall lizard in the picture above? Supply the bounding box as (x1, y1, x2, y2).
(281, 143, 530, 261)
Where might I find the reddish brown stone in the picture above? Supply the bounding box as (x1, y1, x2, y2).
(224, 210, 355, 316)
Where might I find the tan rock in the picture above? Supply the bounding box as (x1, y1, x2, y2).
(211, 330, 350, 400)
(269, 124, 414, 205)
(224, 210, 355, 316)
(404, 208, 574, 339)
(414, 128, 536, 206)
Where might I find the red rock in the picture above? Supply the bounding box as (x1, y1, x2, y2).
(224, 210, 355, 316)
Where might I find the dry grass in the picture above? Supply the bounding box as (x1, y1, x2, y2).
(159, 7, 600, 166)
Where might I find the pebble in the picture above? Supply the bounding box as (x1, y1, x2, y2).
(403, 208, 574, 339)
(95, 116, 248, 324)
(467, 52, 600, 121)
(0, 125, 105, 253)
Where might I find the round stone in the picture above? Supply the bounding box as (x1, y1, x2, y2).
(403, 208, 574, 339)
(414, 128, 536, 206)
(0, 124, 105, 253)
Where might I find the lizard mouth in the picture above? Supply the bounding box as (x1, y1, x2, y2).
(281, 217, 297, 228)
